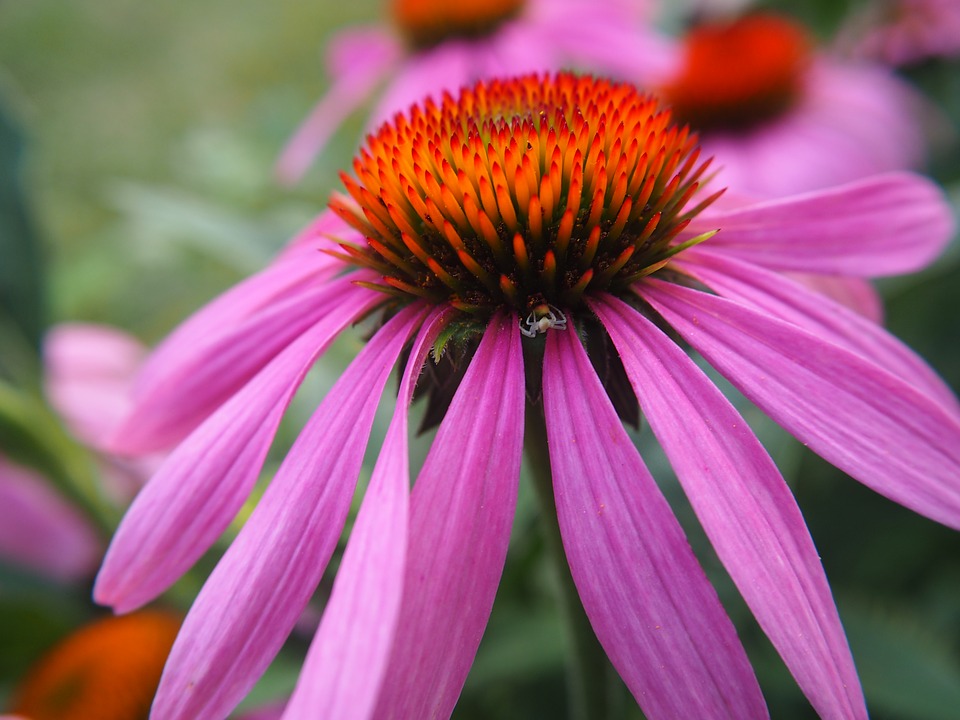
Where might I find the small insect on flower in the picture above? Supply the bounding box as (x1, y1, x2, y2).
(520, 304, 568, 337)
(99, 72, 959, 720)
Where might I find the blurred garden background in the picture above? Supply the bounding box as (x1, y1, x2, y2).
(1, 0, 959, 718)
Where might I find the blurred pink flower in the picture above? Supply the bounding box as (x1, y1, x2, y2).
(657, 13, 927, 198)
(841, 0, 960, 66)
(45, 323, 162, 501)
(97, 75, 959, 720)
(276, 0, 675, 184)
(0, 457, 101, 582)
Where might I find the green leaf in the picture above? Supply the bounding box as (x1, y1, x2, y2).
(842, 600, 960, 720)
(0, 380, 117, 533)
(0, 100, 45, 370)
(0, 569, 90, 683)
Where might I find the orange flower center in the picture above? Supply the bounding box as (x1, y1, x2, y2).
(11, 611, 181, 720)
(661, 14, 812, 132)
(331, 73, 717, 317)
(392, 0, 525, 49)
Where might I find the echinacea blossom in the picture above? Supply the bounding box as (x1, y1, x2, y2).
(44, 323, 161, 500)
(97, 74, 959, 720)
(275, 0, 676, 183)
(840, 0, 960, 66)
(0, 456, 101, 582)
(657, 12, 927, 198)
(8, 611, 181, 720)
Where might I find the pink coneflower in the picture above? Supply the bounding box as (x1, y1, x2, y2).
(841, 0, 960, 66)
(98, 74, 959, 719)
(0, 456, 101, 582)
(275, 0, 675, 184)
(8, 610, 181, 720)
(44, 323, 161, 500)
(657, 13, 927, 198)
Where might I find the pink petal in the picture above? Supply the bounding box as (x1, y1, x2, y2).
(592, 294, 868, 720)
(282, 307, 452, 720)
(94, 284, 382, 613)
(372, 312, 525, 719)
(697, 63, 925, 198)
(367, 42, 475, 131)
(44, 323, 147, 450)
(642, 280, 960, 530)
(0, 457, 101, 582)
(678, 249, 960, 414)
(543, 324, 768, 719)
(115, 271, 371, 454)
(150, 305, 427, 720)
(275, 27, 401, 184)
(134, 212, 346, 395)
(535, 0, 679, 83)
(784, 273, 883, 323)
(691, 173, 954, 276)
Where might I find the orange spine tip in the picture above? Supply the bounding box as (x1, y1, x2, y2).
(586, 185, 606, 230)
(513, 231, 530, 274)
(368, 238, 414, 276)
(527, 195, 543, 247)
(579, 225, 602, 270)
(442, 219, 466, 252)
(514, 166, 532, 220)
(499, 274, 519, 304)
(426, 256, 462, 292)
(400, 231, 434, 267)
(461, 191, 486, 238)
(607, 196, 633, 242)
(542, 249, 558, 292)
(384, 276, 438, 299)
(477, 174, 501, 225)
(539, 171, 556, 223)
(478, 208, 506, 261)
(637, 212, 662, 245)
(420, 196, 447, 236)
(555, 208, 574, 261)
(456, 249, 498, 292)
(495, 182, 520, 232)
(568, 268, 594, 300)
(386, 201, 419, 240)
(597, 245, 636, 284)
(609, 163, 629, 217)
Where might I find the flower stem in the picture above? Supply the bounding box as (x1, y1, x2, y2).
(524, 401, 625, 720)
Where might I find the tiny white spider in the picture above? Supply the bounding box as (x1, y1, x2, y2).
(520, 304, 568, 338)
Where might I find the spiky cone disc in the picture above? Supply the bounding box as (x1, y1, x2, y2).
(330, 73, 720, 318)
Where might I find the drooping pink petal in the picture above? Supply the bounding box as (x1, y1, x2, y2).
(688, 173, 954, 276)
(282, 307, 452, 720)
(678, 249, 959, 414)
(592, 294, 868, 720)
(135, 222, 345, 396)
(785, 273, 883, 323)
(94, 285, 382, 613)
(542, 324, 768, 719)
(150, 305, 427, 720)
(276, 27, 402, 184)
(0, 457, 101, 582)
(642, 280, 960, 530)
(115, 272, 373, 454)
(372, 312, 525, 720)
